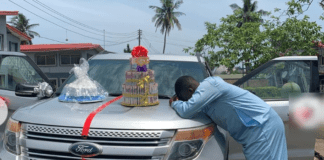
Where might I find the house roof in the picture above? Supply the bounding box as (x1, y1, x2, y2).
(0, 11, 18, 15)
(6, 24, 32, 42)
(20, 43, 104, 52)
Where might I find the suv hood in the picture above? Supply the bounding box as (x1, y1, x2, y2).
(12, 97, 212, 130)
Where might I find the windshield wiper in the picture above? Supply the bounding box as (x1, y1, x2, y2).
(158, 94, 171, 99)
(109, 93, 122, 96)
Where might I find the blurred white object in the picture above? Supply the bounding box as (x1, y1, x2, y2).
(289, 93, 323, 130)
(34, 82, 53, 99)
(0, 98, 8, 126)
(58, 58, 108, 103)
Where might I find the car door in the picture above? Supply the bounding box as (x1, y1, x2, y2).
(228, 60, 316, 160)
(0, 54, 50, 132)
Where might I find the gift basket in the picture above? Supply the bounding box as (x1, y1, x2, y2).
(121, 45, 159, 107)
(58, 58, 108, 103)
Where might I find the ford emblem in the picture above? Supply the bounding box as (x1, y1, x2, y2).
(69, 142, 103, 157)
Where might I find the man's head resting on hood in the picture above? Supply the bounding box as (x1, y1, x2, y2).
(175, 76, 200, 101)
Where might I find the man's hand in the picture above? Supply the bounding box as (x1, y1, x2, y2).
(169, 95, 179, 107)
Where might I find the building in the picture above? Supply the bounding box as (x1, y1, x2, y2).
(20, 43, 106, 88)
(0, 11, 32, 52)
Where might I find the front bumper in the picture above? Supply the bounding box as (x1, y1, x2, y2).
(0, 126, 228, 160)
(0, 137, 17, 160)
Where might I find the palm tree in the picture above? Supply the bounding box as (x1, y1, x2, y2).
(149, 0, 185, 54)
(230, 0, 269, 74)
(230, 0, 269, 27)
(8, 13, 40, 44)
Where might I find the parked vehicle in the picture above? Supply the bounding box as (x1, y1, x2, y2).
(0, 51, 53, 132)
(0, 54, 319, 160)
(231, 56, 318, 160)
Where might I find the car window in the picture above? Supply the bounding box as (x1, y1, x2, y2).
(57, 59, 208, 97)
(239, 61, 311, 100)
(0, 56, 44, 91)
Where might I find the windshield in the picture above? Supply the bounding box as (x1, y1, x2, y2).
(57, 59, 208, 97)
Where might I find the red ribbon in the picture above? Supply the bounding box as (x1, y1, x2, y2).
(0, 96, 9, 105)
(81, 95, 123, 139)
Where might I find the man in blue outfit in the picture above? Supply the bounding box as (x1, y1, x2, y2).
(169, 76, 288, 160)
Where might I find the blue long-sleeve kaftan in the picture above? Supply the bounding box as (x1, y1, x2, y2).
(172, 76, 287, 160)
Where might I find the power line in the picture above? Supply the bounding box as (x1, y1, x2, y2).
(32, 0, 139, 36)
(142, 39, 157, 53)
(107, 36, 139, 44)
(142, 35, 161, 54)
(9, 0, 107, 42)
(29, 0, 139, 39)
(111, 33, 138, 42)
(142, 37, 191, 48)
(38, 36, 67, 43)
(32, 0, 102, 33)
(106, 38, 138, 46)
(143, 31, 197, 43)
(142, 40, 153, 53)
(23, 0, 104, 37)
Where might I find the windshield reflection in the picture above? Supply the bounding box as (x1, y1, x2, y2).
(57, 60, 208, 97)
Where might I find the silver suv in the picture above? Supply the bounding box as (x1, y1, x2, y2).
(0, 54, 317, 160)
(0, 51, 52, 132)
(0, 54, 230, 160)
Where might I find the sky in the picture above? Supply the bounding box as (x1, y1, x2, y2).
(1, 0, 324, 57)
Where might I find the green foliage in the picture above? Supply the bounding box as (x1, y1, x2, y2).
(124, 44, 132, 53)
(184, 2, 324, 70)
(221, 71, 227, 75)
(8, 13, 39, 44)
(244, 86, 282, 99)
(230, 0, 270, 27)
(232, 70, 241, 74)
(286, 0, 313, 16)
(149, 0, 185, 54)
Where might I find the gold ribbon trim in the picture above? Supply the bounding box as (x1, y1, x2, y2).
(121, 101, 159, 107)
(125, 79, 154, 83)
(137, 75, 150, 88)
(122, 93, 158, 97)
(122, 75, 158, 106)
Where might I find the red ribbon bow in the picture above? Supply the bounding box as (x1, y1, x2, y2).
(131, 45, 148, 57)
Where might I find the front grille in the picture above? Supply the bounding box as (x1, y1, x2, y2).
(26, 124, 162, 138)
(20, 123, 175, 160)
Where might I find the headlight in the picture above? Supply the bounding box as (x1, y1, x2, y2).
(4, 118, 21, 155)
(165, 123, 215, 160)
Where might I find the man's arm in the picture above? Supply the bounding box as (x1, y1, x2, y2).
(171, 79, 224, 119)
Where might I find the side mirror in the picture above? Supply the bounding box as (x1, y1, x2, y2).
(34, 82, 54, 99)
(15, 83, 38, 97)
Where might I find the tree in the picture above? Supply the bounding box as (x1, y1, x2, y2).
(124, 44, 132, 53)
(230, 0, 270, 73)
(184, 5, 324, 71)
(230, 0, 269, 27)
(8, 13, 40, 44)
(149, 0, 185, 54)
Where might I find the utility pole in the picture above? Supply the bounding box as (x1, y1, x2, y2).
(138, 29, 142, 46)
(103, 29, 105, 50)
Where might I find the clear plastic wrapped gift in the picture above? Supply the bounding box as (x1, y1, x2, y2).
(58, 58, 108, 103)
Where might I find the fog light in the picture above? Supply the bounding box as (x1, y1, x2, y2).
(6, 132, 16, 146)
(178, 143, 197, 157)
